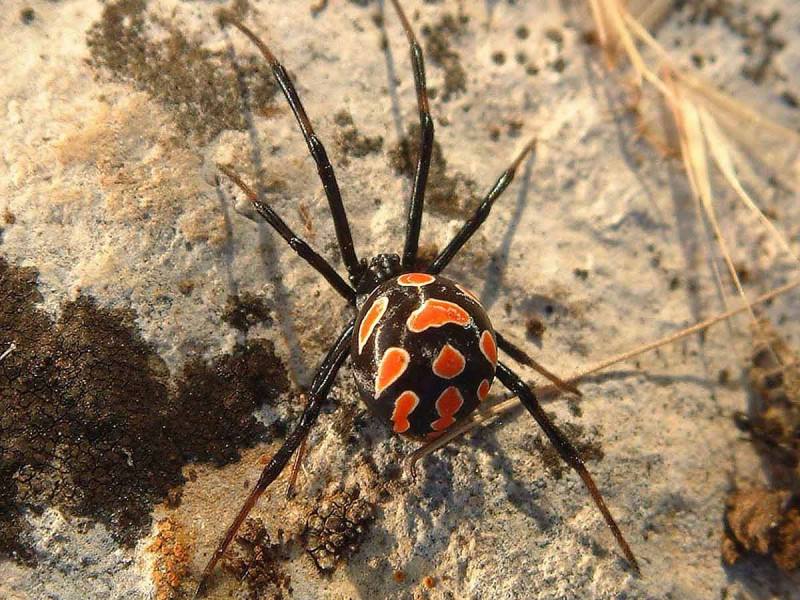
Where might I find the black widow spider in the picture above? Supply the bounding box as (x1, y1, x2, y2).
(196, 1, 639, 595)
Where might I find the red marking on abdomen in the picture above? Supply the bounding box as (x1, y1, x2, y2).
(358, 296, 388, 354)
(432, 386, 464, 431)
(407, 299, 471, 333)
(375, 347, 410, 396)
(478, 379, 491, 401)
(432, 344, 466, 379)
(391, 390, 419, 433)
(479, 330, 497, 367)
(398, 273, 435, 287)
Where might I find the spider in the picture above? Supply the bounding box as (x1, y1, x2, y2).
(195, 2, 639, 595)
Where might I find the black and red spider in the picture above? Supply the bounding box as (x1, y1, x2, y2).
(195, 2, 639, 595)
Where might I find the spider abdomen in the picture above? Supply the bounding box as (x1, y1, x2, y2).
(351, 273, 496, 440)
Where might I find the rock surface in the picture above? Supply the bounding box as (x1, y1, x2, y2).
(1, 1, 799, 599)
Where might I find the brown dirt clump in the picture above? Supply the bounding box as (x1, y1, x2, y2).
(420, 13, 469, 101)
(334, 109, 384, 165)
(722, 489, 800, 572)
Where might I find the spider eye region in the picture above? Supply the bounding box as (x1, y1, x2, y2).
(351, 273, 496, 440)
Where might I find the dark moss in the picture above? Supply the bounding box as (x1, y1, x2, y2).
(222, 292, 274, 332)
(387, 123, 478, 217)
(0, 257, 289, 560)
(781, 91, 798, 109)
(420, 14, 468, 101)
(333, 109, 384, 165)
(525, 316, 545, 339)
(678, 2, 784, 85)
(530, 418, 604, 480)
(86, 0, 279, 143)
(20, 8, 35, 24)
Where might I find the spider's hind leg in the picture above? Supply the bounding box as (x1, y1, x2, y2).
(193, 321, 355, 598)
(495, 361, 641, 573)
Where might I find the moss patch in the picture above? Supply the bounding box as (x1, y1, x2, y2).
(221, 292, 274, 333)
(0, 257, 289, 560)
(388, 122, 478, 217)
(421, 14, 469, 101)
(333, 110, 384, 165)
(530, 417, 604, 481)
(86, 0, 279, 143)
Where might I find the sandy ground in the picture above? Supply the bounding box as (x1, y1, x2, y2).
(1, 1, 799, 599)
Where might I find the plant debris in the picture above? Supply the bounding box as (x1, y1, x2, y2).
(302, 489, 374, 571)
(223, 518, 292, 600)
(722, 318, 800, 572)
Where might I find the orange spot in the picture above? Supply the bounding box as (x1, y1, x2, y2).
(432, 344, 466, 379)
(432, 386, 464, 431)
(391, 390, 419, 433)
(375, 347, 410, 396)
(398, 273, 435, 286)
(456, 284, 480, 303)
(407, 299, 471, 333)
(358, 297, 388, 353)
(478, 379, 491, 401)
(480, 330, 497, 367)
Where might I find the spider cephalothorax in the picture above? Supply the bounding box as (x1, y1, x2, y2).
(352, 273, 496, 440)
(196, 3, 639, 596)
(354, 253, 402, 297)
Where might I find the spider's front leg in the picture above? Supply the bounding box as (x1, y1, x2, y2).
(387, 0, 435, 269)
(193, 320, 355, 598)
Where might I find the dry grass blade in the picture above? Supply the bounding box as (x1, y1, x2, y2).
(699, 110, 800, 267)
(0, 342, 15, 363)
(587, 0, 800, 365)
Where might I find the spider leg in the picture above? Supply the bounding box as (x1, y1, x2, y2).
(219, 165, 356, 303)
(219, 14, 364, 285)
(193, 320, 354, 598)
(495, 361, 640, 573)
(496, 332, 582, 396)
(428, 138, 536, 274)
(387, 0, 435, 269)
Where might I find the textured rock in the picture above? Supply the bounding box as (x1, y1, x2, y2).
(1, 1, 799, 599)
